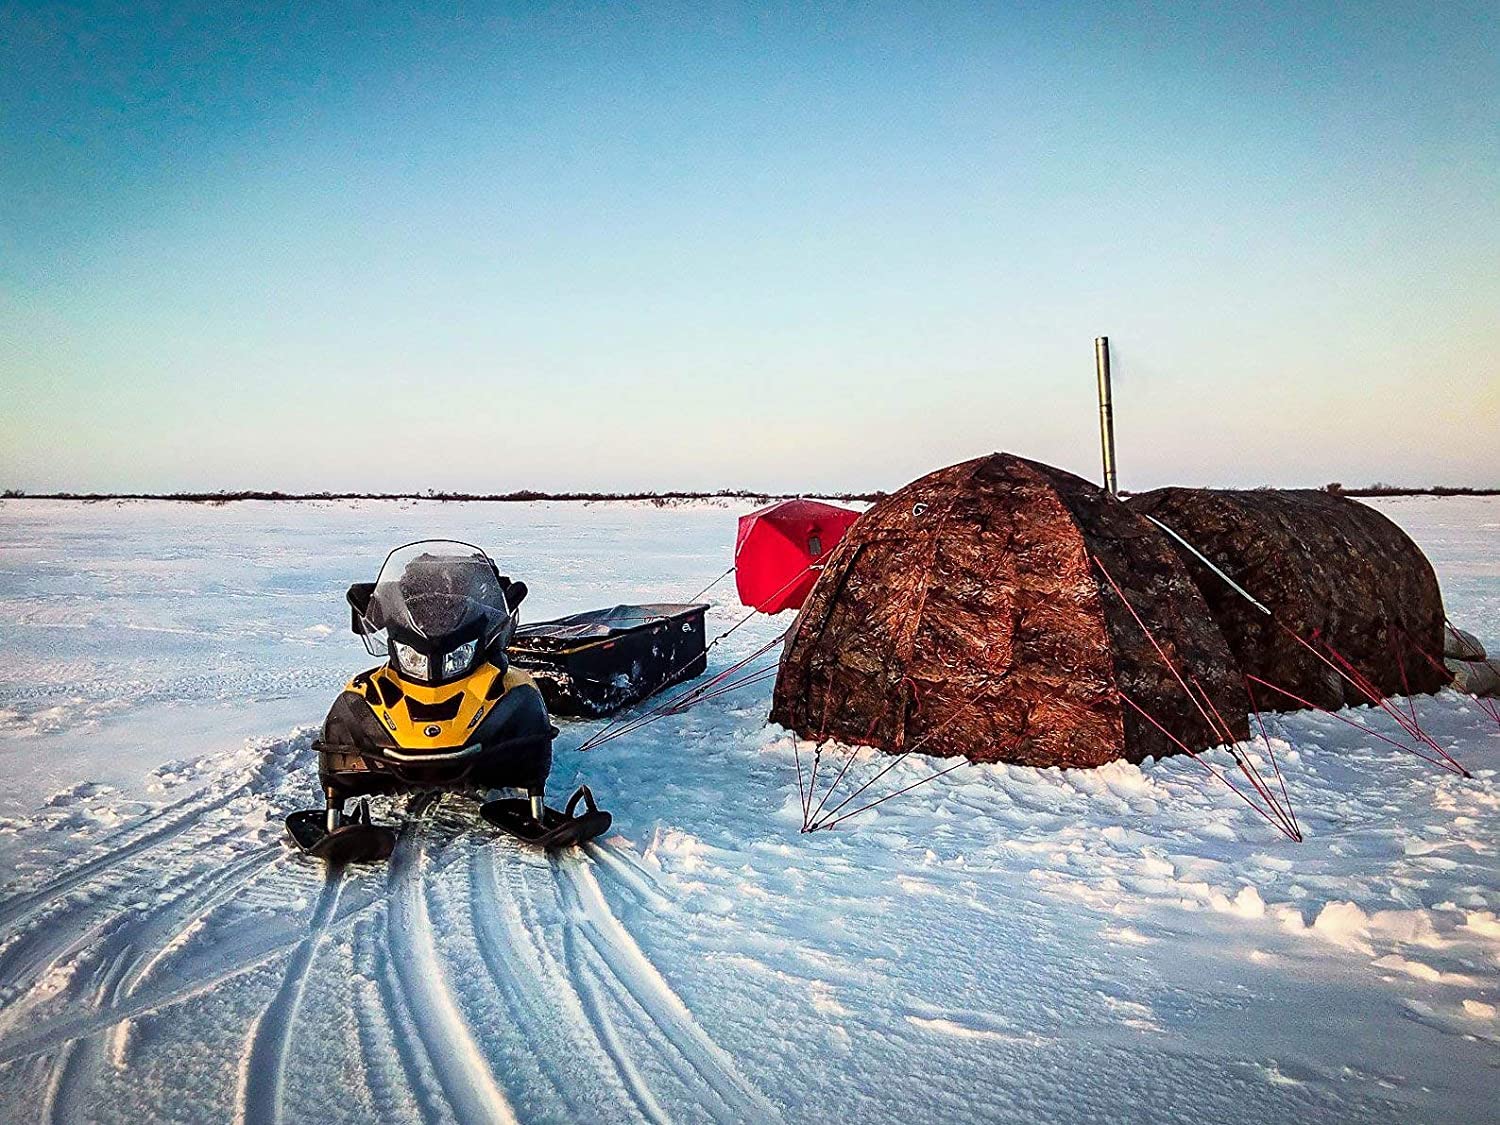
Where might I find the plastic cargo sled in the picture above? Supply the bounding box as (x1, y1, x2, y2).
(509, 603, 709, 717)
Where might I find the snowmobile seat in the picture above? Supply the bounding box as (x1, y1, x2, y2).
(481, 785, 611, 849)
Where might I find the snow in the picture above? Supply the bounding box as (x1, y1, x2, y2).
(0, 494, 1497, 1123)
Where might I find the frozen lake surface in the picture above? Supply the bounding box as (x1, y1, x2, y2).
(0, 496, 1496, 1123)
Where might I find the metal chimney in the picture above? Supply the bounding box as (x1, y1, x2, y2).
(1094, 336, 1118, 495)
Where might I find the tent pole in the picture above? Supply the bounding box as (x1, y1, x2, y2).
(1095, 336, 1118, 495)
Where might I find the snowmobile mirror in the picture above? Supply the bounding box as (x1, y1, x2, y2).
(505, 580, 528, 611)
(346, 582, 377, 634)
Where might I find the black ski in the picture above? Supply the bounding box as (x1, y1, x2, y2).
(480, 785, 611, 849)
(285, 807, 397, 864)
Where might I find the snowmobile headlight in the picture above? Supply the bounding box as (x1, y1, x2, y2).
(441, 639, 478, 679)
(393, 641, 430, 681)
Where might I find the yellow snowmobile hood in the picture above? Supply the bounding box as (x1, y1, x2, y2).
(350, 662, 537, 751)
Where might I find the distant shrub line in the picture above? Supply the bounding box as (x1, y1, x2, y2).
(1318, 483, 1500, 497)
(0, 488, 886, 504)
(2, 484, 1495, 503)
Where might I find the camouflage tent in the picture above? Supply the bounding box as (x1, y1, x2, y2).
(770, 454, 1248, 767)
(1127, 488, 1447, 711)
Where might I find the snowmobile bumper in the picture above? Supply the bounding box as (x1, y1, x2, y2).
(315, 730, 554, 802)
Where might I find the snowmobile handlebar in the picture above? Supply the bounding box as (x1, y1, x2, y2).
(347, 582, 377, 634)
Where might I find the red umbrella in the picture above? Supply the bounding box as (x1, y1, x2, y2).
(734, 499, 861, 614)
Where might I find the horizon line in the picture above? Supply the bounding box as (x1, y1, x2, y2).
(4, 484, 1498, 504)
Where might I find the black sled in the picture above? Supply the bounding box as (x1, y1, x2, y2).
(509, 603, 708, 717)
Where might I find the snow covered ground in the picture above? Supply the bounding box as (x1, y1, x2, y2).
(0, 495, 1496, 1124)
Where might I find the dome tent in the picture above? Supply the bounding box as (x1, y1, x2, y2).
(770, 453, 1250, 767)
(1127, 488, 1448, 712)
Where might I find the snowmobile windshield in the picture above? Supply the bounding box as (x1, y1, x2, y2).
(358, 540, 513, 661)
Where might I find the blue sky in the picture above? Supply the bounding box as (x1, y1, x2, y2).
(2, 2, 1496, 493)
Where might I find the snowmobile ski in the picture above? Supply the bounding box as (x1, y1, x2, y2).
(285, 803, 397, 865)
(480, 785, 611, 849)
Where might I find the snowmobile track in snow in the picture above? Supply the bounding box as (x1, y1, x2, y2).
(0, 834, 281, 1025)
(234, 866, 345, 1125)
(41, 845, 282, 1125)
(0, 844, 396, 1071)
(0, 740, 296, 936)
(381, 795, 519, 1125)
(469, 843, 652, 1122)
(552, 848, 783, 1124)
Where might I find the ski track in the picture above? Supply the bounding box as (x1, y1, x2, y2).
(235, 867, 344, 1125)
(0, 940, 292, 1070)
(42, 1038, 88, 1125)
(565, 936, 669, 1124)
(41, 846, 281, 1124)
(0, 828, 281, 1031)
(0, 912, 116, 1039)
(472, 842, 664, 1123)
(0, 849, 396, 1071)
(0, 739, 296, 935)
(553, 849, 783, 1124)
(0, 732, 313, 1095)
(383, 797, 519, 1125)
(587, 840, 676, 913)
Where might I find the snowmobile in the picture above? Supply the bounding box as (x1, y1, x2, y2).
(286, 539, 611, 863)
